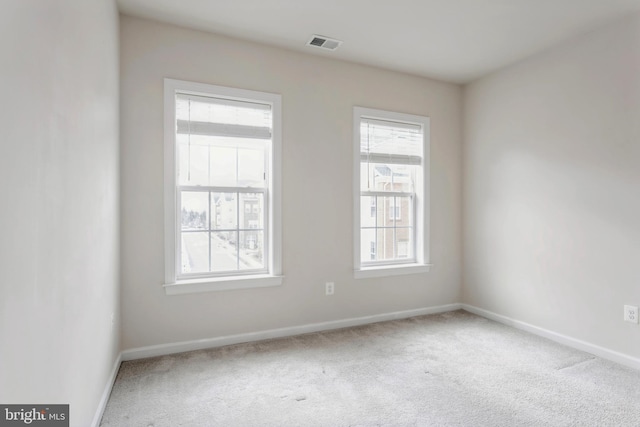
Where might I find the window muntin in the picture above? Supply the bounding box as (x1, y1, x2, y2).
(354, 108, 428, 273)
(165, 80, 281, 288)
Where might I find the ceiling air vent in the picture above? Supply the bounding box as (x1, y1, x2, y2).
(306, 35, 342, 51)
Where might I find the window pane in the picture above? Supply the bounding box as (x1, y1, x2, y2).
(397, 241, 409, 258)
(377, 197, 395, 226)
(239, 230, 264, 270)
(361, 228, 376, 262)
(360, 162, 371, 191)
(361, 161, 375, 191)
(395, 227, 413, 259)
(211, 192, 237, 230)
(181, 191, 208, 230)
(210, 231, 238, 272)
(395, 196, 411, 226)
(361, 162, 415, 192)
(209, 144, 237, 187)
(181, 232, 210, 274)
(388, 197, 400, 222)
(361, 196, 376, 227)
(239, 193, 264, 229)
(177, 136, 210, 186)
(376, 228, 395, 261)
(238, 147, 265, 187)
(387, 164, 414, 193)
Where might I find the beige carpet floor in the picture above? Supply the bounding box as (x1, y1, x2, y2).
(101, 310, 640, 426)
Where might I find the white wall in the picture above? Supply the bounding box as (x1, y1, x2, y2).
(120, 16, 462, 349)
(0, 1, 120, 425)
(463, 13, 640, 359)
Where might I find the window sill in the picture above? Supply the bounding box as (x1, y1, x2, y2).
(354, 264, 430, 279)
(164, 274, 283, 295)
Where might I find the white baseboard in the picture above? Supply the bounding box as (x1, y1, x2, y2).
(461, 304, 640, 371)
(91, 352, 122, 427)
(121, 303, 462, 361)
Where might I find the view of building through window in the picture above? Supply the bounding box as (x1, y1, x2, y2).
(180, 191, 265, 274)
(360, 165, 415, 262)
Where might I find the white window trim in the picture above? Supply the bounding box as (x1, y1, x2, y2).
(164, 79, 283, 294)
(353, 106, 431, 278)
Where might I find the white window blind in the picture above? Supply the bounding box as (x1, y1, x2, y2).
(360, 118, 422, 165)
(176, 94, 272, 140)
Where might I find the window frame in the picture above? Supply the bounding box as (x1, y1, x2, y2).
(164, 79, 282, 295)
(353, 106, 430, 279)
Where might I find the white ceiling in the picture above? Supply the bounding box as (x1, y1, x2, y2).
(117, 0, 640, 83)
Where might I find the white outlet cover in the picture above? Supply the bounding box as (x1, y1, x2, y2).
(325, 282, 334, 295)
(624, 305, 638, 324)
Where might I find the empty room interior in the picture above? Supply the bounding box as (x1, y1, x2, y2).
(2, 0, 640, 426)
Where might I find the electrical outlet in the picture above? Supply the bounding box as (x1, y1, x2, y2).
(325, 282, 335, 296)
(624, 305, 638, 324)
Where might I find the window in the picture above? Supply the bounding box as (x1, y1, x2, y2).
(164, 79, 282, 294)
(389, 199, 401, 220)
(353, 107, 430, 278)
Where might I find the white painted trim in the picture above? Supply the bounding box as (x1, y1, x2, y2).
(164, 79, 177, 288)
(91, 352, 122, 427)
(353, 107, 362, 271)
(121, 303, 462, 361)
(164, 274, 283, 295)
(270, 92, 283, 278)
(354, 263, 430, 279)
(461, 304, 640, 371)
